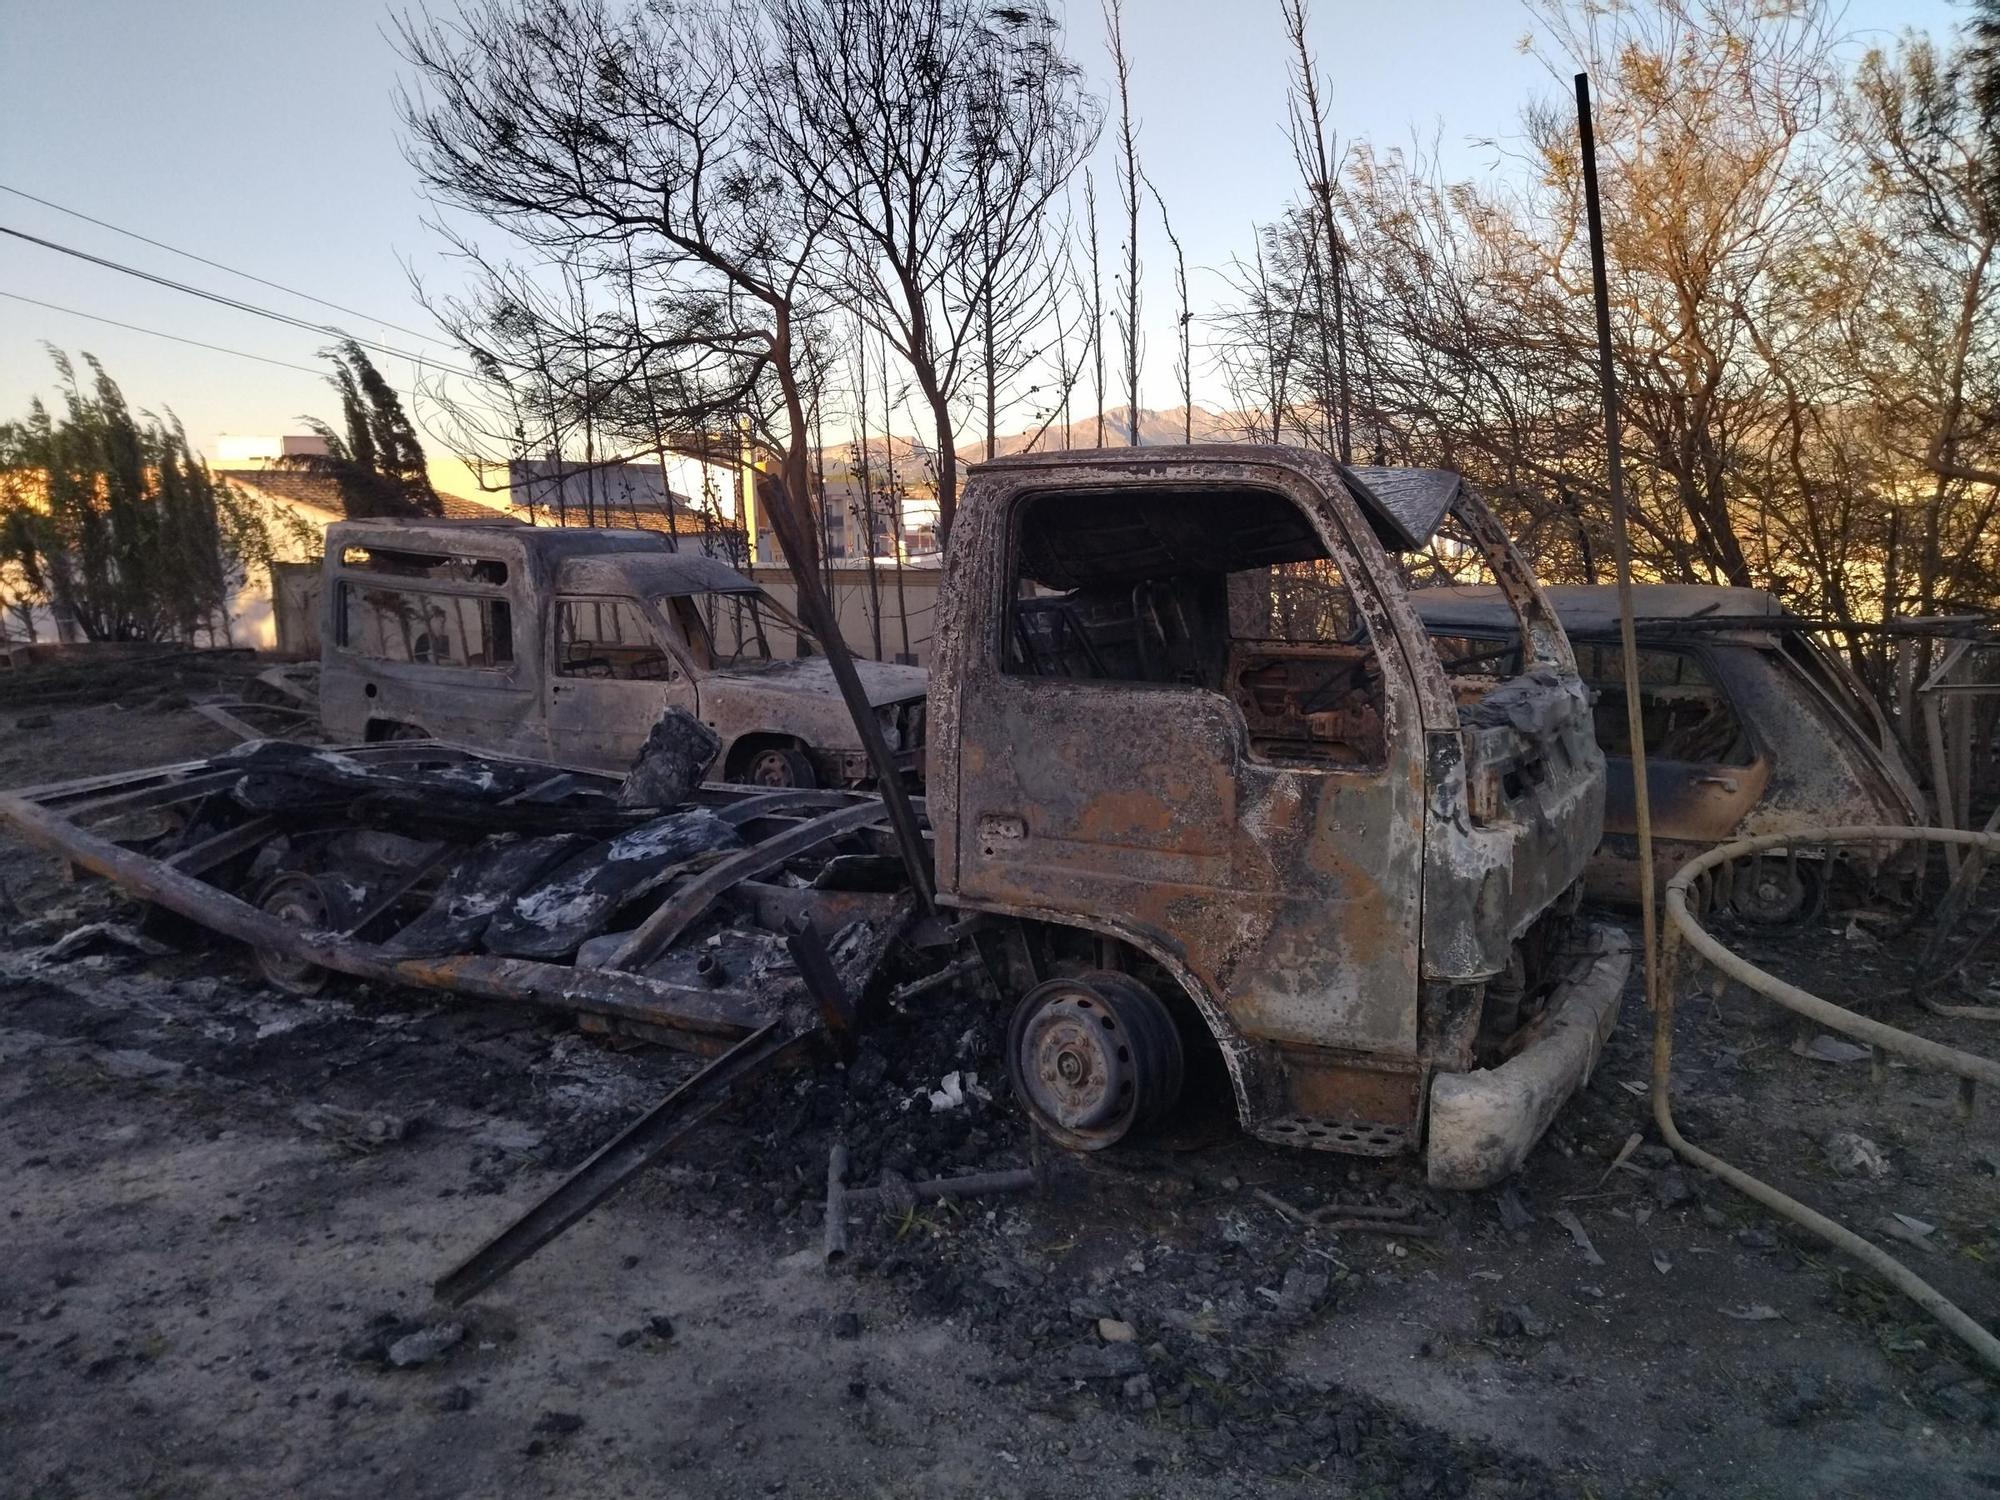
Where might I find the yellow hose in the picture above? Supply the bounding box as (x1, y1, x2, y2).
(1653, 825, 2000, 1372)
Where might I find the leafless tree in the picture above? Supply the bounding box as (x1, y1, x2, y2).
(1104, 0, 1142, 445)
(398, 0, 833, 569)
(1143, 170, 1191, 443)
(1085, 169, 1106, 447)
(759, 0, 1097, 541)
(1279, 0, 1351, 461)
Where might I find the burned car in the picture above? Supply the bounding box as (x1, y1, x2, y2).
(930, 445, 1624, 1186)
(319, 518, 927, 788)
(1412, 584, 1925, 919)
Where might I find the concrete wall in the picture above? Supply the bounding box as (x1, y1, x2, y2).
(270, 562, 322, 658)
(749, 562, 940, 667)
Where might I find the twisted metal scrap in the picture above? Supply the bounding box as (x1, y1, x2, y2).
(1659, 826, 2000, 1371)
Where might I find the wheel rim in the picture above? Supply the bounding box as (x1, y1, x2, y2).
(1020, 990, 1138, 1133)
(256, 874, 331, 996)
(747, 749, 796, 786)
(1007, 972, 1183, 1150)
(1731, 854, 1818, 927)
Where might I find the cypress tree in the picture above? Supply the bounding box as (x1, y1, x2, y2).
(289, 341, 443, 519)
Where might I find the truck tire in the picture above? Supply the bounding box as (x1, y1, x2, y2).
(253, 872, 335, 997)
(1006, 970, 1184, 1150)
(741, 745, 817, 788)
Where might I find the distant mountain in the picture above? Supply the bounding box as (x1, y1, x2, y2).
(814, 406, 1258, 492)
(963, 405, 1247, 459)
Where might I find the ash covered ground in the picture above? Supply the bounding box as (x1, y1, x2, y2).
(3, 665, 2000, 1498)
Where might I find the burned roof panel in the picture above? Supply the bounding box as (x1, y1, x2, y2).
(1410, 583, 1788, 637)
(555, 551, 762, 598)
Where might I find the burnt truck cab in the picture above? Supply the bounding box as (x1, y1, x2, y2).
(930, 445, 1623, 1188)
(1412, 584, 1925, 920)
(318, 519, 926, 787)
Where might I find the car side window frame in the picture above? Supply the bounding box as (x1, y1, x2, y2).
(551, 594, 685, 683)
(333, 577, 517, 673)
(1578, 639, 1762, 768)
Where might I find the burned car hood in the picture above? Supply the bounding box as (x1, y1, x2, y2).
(704, 656, 928, 708)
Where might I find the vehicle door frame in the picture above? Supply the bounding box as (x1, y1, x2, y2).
(544, 591, 700, 771)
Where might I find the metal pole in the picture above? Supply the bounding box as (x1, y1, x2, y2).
(756, 472, 935, 913)
(1576, 73, 1658, 1014)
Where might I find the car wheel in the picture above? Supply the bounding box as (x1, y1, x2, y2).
(1730, 854, 1823, 928)
(743, 745, 817, 788)
(1006, 970, 1184, 1150)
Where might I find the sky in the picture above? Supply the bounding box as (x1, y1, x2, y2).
(0, 0, 1965, 494)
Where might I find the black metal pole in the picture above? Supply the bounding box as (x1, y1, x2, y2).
(755, 472, 935, 913)
(1576, 74, 1658, 1009)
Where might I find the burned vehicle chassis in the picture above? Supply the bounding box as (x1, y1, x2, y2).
(0, 743, 927, 1061)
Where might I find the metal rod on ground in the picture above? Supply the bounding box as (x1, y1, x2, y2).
(824, 1142, 850, 1263)
(434, 1022, 807, 1306)
(754, 473, 934, 914)
(785, 913, 856, 1035)
(825, 1157, 1038, 1260)
(887, 954, 985, 1007)
(857, 1168, 1038, 1207)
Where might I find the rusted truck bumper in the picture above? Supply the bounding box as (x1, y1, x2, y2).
(1425, 923, 1630, 1188)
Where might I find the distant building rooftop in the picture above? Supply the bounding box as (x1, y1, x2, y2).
(217, 469, 502, 522)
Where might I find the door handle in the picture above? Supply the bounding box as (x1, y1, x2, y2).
(1694, 774, 1738, 792)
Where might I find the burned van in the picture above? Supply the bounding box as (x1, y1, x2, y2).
(319, 519, 926, 787)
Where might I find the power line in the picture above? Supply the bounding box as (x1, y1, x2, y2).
(0, 290, 327, 376)
(0, 181, 441, 344)
(0, 223, 482, 382)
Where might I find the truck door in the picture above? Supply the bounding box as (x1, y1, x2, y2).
(951, 472, 1426, 1062)
(547, 595, 695, 771)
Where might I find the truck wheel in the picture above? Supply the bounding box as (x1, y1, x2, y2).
(254, 872, 334, 997)
(1006, 970, 1184, 1150)
(743, 745, 817, 788)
